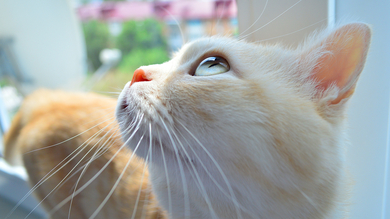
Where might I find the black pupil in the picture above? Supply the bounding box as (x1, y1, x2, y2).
(208, 63, 219, 68)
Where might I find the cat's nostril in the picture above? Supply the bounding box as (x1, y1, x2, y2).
(130, 68, 150, 86)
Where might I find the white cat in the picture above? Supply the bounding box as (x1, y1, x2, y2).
(116, 23, 371, 218)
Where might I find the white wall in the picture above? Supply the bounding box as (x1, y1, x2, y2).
(335, 1, 390, 218)
(0, 0, 86, 94)
(237, 0, 328, 47)
(0, 1, 86, 217)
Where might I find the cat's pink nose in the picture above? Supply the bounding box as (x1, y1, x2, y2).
(130, 68, 150, 86)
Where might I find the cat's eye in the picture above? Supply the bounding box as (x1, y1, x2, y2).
(194, 56, 230, 76)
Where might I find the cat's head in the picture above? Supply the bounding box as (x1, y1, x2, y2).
(116, 23, 371, 218)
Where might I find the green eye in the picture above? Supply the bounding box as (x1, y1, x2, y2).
(194, 56, 230, 76)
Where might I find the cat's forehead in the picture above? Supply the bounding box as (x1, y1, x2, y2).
(173, 37, 286, 68)
(185, 37, 239, 51)
(175, 37, 250, 63)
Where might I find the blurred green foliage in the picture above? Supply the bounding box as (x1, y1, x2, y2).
(116, 19, 167, 57)
(116, 19, 169, 73)
(82, 20, 110, 71)
(83, 18, 170, 93)
(0, 79, 10, 87)
(82, 18, 169, 74)
(118, 47, 169, 74)
(90, 70, 133, 94)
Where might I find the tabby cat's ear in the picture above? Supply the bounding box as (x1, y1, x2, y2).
(303, 23, 371, 105)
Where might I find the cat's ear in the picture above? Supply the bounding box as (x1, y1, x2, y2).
(302, 23, 371, 105)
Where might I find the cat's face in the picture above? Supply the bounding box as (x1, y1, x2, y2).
(116, 24, 371, 218)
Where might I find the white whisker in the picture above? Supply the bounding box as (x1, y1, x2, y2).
(159, 116, 190, 219)
(23, 116, 116, 154)
(168, 124, 218, 219)
(90, 133, 146, 219)
(238, 0, 302, 41)
(211, 0, 228, 36)
(159, 4, 185, 45)
(130, 134, 149, 219)
(176, 119, 250, 219)
(68, 125, 120, 219)
(6, 119, 117, 219)
(255, 18, 327, 43)
(22, 123, 119, 219)
(49, 116, 144, 217)
(157, 129, 172, 216)
(239, 0, 269, 36)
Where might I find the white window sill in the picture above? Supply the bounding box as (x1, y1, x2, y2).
(0, 159, 47, 219)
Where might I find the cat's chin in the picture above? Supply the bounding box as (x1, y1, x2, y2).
(120, 127, 196, 167)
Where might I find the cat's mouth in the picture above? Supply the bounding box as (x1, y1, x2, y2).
(117, 104, 194, 167)
(116, 81, 196, 168)
(119, 101, 129, 111)
(116, 82, 131, 116)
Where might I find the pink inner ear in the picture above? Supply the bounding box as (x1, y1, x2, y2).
(310, 24, 370, 104)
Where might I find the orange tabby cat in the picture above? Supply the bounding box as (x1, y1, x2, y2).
(4, 23, 370, 219)
(4, 90, 166, 218)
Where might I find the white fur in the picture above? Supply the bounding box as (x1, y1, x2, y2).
(116, 23, 370, 219)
